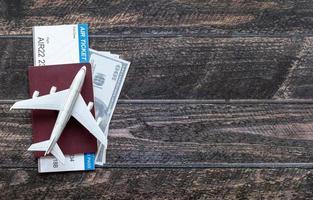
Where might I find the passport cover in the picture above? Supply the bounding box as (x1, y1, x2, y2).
(28, 63, 97, 158)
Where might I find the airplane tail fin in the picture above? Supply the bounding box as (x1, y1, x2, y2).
(28, 140, 65, 164)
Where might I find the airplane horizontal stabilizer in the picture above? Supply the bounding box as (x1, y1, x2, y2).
(28, 140, 65, 164)
(28, 140, 50, 151)
(50, 143, 65, 164)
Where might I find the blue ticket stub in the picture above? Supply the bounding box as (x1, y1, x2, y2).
(38, 153, 95, 173)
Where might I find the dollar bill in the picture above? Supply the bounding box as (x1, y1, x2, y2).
(89, 49, 130, 165)
(99, 51, 120, 59)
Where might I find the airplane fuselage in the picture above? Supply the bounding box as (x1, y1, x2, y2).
(45, 66, 86, 155)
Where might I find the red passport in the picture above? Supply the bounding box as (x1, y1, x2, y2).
(28, 63, 97, 158)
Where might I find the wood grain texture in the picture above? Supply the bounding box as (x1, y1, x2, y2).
(3, 101, 313, 167)
(1, 168, 313, 199)
(2, 0, 313, 198)
(1, 0, 313, 36)
(275, 37, 313, 99)
(0, 36, 303, 99)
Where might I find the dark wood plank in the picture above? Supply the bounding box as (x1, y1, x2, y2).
(1, 0, 313, 36)
(3, 100, 313, 167)
(0, 36, 302, 99)
(1, 168, 313, 199)
(274, 37, 313, 99)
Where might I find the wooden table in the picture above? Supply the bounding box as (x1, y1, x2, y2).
(1, 0, 313, 199)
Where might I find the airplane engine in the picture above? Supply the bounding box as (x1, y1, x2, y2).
(50, 86, 57, 94)
(87, 102, 94, 111)
(32, 91, 39, 98)
(96, 117, 103, 125)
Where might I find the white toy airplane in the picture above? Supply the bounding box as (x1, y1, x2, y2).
(10, 66, 106, 164)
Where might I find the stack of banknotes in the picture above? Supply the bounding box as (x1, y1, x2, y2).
(32, 24, 130, 172)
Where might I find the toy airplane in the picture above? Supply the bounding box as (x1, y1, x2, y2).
(10, 66, 106, 164)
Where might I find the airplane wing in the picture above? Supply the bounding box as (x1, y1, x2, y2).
(71, 94, 107, 147)
(10, 89, 70, 111)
